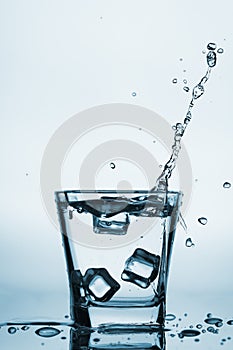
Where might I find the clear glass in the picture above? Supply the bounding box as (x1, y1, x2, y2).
(55, 190, 182, 333)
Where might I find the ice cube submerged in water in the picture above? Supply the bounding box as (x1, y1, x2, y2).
(121, 248, 160, 289)
(83, 268, 120, 302)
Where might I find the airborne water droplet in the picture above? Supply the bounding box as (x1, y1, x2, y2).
(183, 86, 189, 92)
(131, 92, 136, 97)
(198, 217, 208, 225)
(196, 324, 202, 329)
(35, 327, 61, 338)
(21, 325, 30, 331)
(8, 327, 17, 334)
(110, 162, 116, 169)
(172, 78, 178, 84)
(223, 182, 231, 189)
(185, 238, 194, 247)
(217, 48, 224, 54)
(207, 51, 217, 68)
(183, 79, 187, 84)
(207, 42, 217, 50)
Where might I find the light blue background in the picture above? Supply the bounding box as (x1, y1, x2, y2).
(0, 2, 232, 346)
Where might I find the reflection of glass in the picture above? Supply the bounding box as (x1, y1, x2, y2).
(55, 190, 182, 335)
(69, 326, 166, 349)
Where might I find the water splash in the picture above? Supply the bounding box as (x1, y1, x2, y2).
(153, 43, 221, 192)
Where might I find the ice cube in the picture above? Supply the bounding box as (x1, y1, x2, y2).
(93, 213, 130, 235)
(121, 248, 160, 289)
(83, 268, 120, 302)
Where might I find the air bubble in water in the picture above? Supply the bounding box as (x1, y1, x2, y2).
(165, 314, 176, 321)
(207, 42, 217, 50)
(207, 51, 217, 67)
(217, 48, 224, 54)
(35, 327, 61, 338)
(172, 78, 178, 84)
(131, 92, 136, 97)
(110, 162, 116, 169)
(192, 84, 204, 99)
(185, 238, 195, 247)
(223, 182, 231, 189)
(198, 217, 208, 225)
(8, 327, 17, 334)
(183, 86, 189, 92)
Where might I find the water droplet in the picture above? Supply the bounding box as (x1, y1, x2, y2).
(183, 86, 189, 92)
(179, 58, 183, 61)
(196, 324, 202, 329)
(216, 322, 223, 328)
(178, 329, 200, 338)
(205, 317, 223, 326)
(170, 333, 176, 337)
(198, 217, 208, 225)
(223, 182, 231, 189)
(207, 51, 217, 67)
(217, 48, 224, 54)
(202, 329, 206, 333)
(41, 343, 45, 346)
(61, 336, 66, 340)
(192, 84, 204, 99)
(165, 314, 176, 321)
(131, 92, 136, 97)
(172, 78, 178, 84)
(222, 338, 226, 342)
(183, 79, 187, 84)
(207, 42, 217, 50)
(26, 173, 29, 176)
(184, 313, 188, 317)
(227, 336, 231, 340)
(185, 238, 195, 247)
(195, 338, 200, 342)
(64, 315, 69, 319)
(226, 320, 233, 325)
(21, 326, 30, 331)
(190, 325, 193, 329)
(207, 313, 212, 318)
(202, 50, 206, 54)
(159, 164, 163, 168)
(35, 327, 61, 338)
(8, 327, 17, 334)
(207, 326, 215, 333)
(110, 162, 115, 169)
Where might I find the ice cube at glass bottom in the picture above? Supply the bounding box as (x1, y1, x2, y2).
(92, 213, 130, 235)
(121, 248, 160, 289)
(83, 268, 120, 302)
